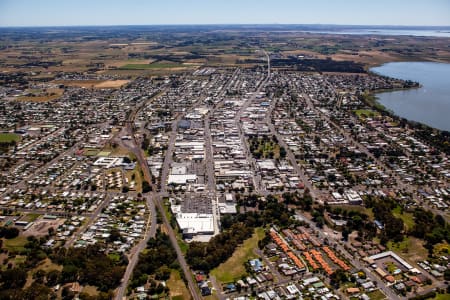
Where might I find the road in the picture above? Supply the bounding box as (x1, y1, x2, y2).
(122, 92, 203, 299)
(115, 90, 165, 300)
(235, 78, 270, 194)
(64, 193, 111, 249)
(204, 68, 241, 235)
(115, 195, 157, 300)
(154, 113, 202, 300)
(204, 111, 220, 235)
(264, 98, 318, 201)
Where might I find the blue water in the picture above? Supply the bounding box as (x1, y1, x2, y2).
(371, 62, 450, 131)
(306, 29, 450, 37)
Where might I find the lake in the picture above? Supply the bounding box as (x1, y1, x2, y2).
(370, 62, 450, 131)
(307, 29, 450, 37)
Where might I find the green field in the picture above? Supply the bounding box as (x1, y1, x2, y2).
(392, 206, 415, 230)
(97, 151, 111, 157)
(433, 293, 450, 300)
(366, 289, 386, 300)
(119, 63, 184, 70)
(3, 236, 28, 253)
(211, 227, 265, 283)
(83, 148, 100, 156)
(22, 213, 40, 222)
(354, 109, 379, 119)
(0, 133, 20, 143)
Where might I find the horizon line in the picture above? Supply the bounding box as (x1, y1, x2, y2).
(1, 23, 450, 29)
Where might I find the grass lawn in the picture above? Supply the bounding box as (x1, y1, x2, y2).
(392, 206, 415, 231)
(366, 289, 387, 300)
(166, 270, 191, 300)
(177, 238, 188, 254)
(0, 133, 20, 143)
(22, 213, 41, 222)
(387, 237, 428, 262)
(434, 293, 450, 300)
(3, 236, 28, 253)
(97, 151, 111, 157)
(354, 109, 379, 119)
(335, 205, 374, 220)
(386, 262, 397, 274)
(210, 227, 265, 283)
(14, 255, 27, 266)
(83, 148, 100, 156)
(108, 252, 121, 263)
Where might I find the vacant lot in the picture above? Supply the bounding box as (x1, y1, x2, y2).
(387, 236, 428, 262)
(94, 79, 129, 88)
(166, 270, 191, 300)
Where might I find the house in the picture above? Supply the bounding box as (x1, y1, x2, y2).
(201, 286, 212, 296)
(249, 259, 263, 272)
(346, 287, 360, 294)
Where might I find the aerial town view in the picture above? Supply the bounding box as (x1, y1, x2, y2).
(0, 0, 449, 299)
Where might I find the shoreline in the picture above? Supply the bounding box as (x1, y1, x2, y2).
(367, 62, 449, 132)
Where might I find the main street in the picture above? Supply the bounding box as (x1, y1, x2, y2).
(156, 113, 202, 300)
(115, 90, 165, 300)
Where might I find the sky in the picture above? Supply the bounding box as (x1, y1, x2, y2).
(0, 0, 449, 27)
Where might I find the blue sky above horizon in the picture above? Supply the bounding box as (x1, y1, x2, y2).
(0, 0, 449, 27)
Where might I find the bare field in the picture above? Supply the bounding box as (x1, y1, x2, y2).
(23, 218, 66, 237)
(53, 79, 129, 89)
(18, 88, 64, 102)
(105, 59, 154, 68)
(94, 79, 130, 88)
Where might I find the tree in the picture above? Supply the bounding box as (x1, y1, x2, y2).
(61, 264, 78, 283)
(48, 227, 55, 236)
(107, 228, 123, 243)
(0, 226, 19, 239)
(46, 269, 61, 287)
(142, 181, 152, 193)
(330, 269, 348, 288)
(23, 282, 55, 300)
(0, 268, 27, 289)
(155, 265, 171, 281)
